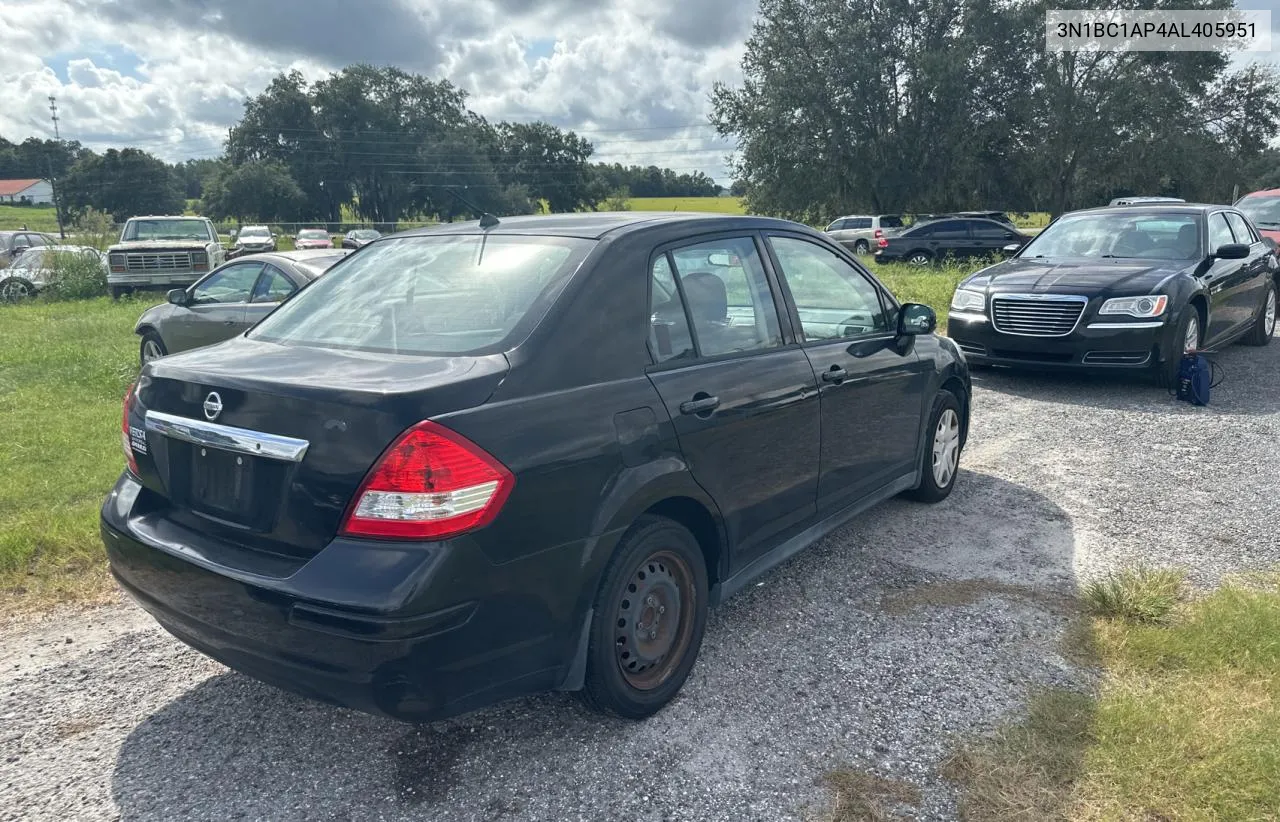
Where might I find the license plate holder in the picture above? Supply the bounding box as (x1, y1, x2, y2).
(189, 446, 256, 520)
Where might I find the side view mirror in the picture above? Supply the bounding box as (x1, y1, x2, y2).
(898, 303, 937, 336)
(167, 288, 189, 306)
(12, 244, 29, 256)
(1213, 243, 1249, 260)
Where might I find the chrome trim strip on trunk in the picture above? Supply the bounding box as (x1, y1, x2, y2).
(145, 410, 310, 462)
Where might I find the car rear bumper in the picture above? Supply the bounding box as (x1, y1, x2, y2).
(946, 312, 1175, 370)
(100, 473, 590, 722)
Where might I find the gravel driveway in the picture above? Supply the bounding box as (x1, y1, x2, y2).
(4, 343, 1277, 822)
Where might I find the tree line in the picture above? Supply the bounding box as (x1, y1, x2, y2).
(711, 0, 1280, 223)
(1, 67, 722, 226)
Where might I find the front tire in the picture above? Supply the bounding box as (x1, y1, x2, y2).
(139, 332, 168, 366)
(0, 277, 36, 302)
(581, 515, 708, 720)
(904, 390, 963, 503)
(1158, 306, 1201, 387)
(1243, 280, 1276, 346)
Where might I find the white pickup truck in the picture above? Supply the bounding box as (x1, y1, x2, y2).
(107, 216, 226, 298)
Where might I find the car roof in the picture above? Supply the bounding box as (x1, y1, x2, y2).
(1067, 203, 1224, 218)
(396, 212, 804, 240)
(1238, 188, 1280, 199)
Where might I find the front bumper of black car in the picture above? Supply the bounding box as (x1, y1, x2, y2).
(946, 311, 1177, 370)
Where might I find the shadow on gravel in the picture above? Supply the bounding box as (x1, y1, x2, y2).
(971, 343, 1280, 415)
(108, 472, 1081, 821)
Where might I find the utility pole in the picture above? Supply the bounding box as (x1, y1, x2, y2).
(48, 96, 60, 140)
(47, 97, 66, 238)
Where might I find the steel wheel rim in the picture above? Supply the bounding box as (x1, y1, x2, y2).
(141, 339, 164, 363)
(932, 409, 960, 488)
(614, 549, 696, 691)
(1266, 290, 1276, 337)
(1184, 314, 1199, 353)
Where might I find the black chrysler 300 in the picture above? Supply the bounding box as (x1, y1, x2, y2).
(102, 213, 970, 723)
(947, 204, 1277, 383)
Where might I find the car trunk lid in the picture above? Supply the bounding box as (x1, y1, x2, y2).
(132, 338, 508, 558)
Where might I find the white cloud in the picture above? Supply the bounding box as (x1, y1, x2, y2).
(1, 0, 755, 183)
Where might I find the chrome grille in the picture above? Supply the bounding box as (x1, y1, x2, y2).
(991, 295, 1087, 337)
(125, 252, 192, 272)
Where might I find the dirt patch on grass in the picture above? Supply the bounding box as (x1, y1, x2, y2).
(820, 768, 922, 822)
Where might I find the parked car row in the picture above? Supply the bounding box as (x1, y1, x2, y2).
(0, 245, 107, 301)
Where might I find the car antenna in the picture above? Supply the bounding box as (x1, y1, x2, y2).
(441, 186, 500, 229)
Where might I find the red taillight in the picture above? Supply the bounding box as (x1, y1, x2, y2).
(121, 382, 138, 475)
(877, 237, 889, 248)
(874, 228, 884, 239)
(341, 421, 514, 540)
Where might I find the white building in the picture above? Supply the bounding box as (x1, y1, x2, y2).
(0, 179, 54, 205)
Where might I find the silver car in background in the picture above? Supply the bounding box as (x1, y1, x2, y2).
(0, 245, 107, 301)
(824, 214, 905, 254)
(133, 249, 351, 365)
(229, 225, 278, 257)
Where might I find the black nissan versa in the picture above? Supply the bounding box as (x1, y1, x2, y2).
(947, 204, 1277, 383)
(102, 213, 970, 723)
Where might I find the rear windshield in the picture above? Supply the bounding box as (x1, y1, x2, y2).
(249, 234, 595, 356)
(295, 252, 349, 279)
(122, 219, 211, 242)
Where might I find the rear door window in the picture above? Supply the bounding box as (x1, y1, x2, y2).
(667, 237, 783, 358)
(251, 265, 297, 303)
(929, 220, 971, 240)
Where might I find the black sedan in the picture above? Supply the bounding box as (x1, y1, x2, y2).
(947, 204, 1277, 384)
(875, 218, 1029, 265)
(103, 213, 970, 723)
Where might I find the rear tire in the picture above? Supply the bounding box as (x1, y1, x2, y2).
(903, 390, 963, 503)
(853, 240, 870, 255)
(1243, 280, 1276, 346)
(580, 515, 708, 720)
(906, 251, 932, 266)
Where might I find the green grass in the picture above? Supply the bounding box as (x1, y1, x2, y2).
(0, 205, 61, 233)
(0, 297, 143, 609)
(627, 196, 747, 214)
(942, 571, 1280, 821)
(1083, 565, 1187, 624)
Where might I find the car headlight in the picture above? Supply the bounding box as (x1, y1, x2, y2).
(950, 288, 986, 312)
(1099, 295, 1168, 318)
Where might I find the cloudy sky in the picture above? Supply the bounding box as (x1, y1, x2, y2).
(1, 0, 757, 183)
(3, 0, 1279, 185)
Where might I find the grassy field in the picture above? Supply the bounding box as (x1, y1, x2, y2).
(0, 205, 62, 233)
(937, 569, 1280, 821)
(628, 196, 747, 213)
(0, 298, 142, 608)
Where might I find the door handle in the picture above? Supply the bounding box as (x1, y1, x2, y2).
(679, 395, 720, 415)
(821, 366, 848, 383)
